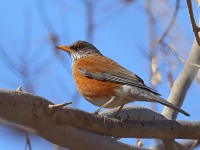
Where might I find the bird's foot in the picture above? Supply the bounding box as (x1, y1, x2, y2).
(93, 110, 100, 115)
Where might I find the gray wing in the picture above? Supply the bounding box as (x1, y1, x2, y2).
(79, 67, 160, 95)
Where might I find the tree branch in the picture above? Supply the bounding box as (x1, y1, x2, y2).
(0, 89, 200, 142)
(0, 89, 142, 150)
(186, 0, 200, 46)
(153, 0, 180, 47)
(162, 38, 200, 120)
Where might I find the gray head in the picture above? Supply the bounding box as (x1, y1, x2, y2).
(56, 40, 102, 61)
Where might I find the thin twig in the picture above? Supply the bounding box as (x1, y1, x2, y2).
(186, 0, 200, 46)
(84, 0, 95, 42)
(166, 43, 200, 68)
(0, 46, 22, 76)
(16, 86, 23, 92)
(36, 0, 55, 33)
(24, 132, 32, 150)
(190, 140, 200, 149)
(153, 0, 180, 47)
(48, 102, 72, 109)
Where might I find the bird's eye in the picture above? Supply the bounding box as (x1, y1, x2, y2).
(77, 45, 82, 49)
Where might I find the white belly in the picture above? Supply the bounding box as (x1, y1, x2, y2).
(85, 85, 144, 108)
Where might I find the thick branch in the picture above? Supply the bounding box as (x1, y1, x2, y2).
(162, 39, 200, 120)
(0, 89, 200, 141)
(0, 89, 141, 150)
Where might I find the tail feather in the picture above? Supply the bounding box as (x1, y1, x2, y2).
(151, 96, 190, 116)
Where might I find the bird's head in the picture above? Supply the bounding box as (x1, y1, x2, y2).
(56, 40, 102, 61)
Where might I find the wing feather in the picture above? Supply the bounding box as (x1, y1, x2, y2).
(77, 56, 160, 95)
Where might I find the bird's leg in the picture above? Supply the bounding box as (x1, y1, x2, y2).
(93, 96, 116, 115)
(114, 104, 125, 118)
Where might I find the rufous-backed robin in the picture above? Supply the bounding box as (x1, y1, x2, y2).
(56, 40, 189, 116)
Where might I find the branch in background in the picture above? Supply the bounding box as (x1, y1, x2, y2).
(164, 42, 200, 68)
(153, 0, 180, 47)
(188, 140, 200, 149)
(95, 1, 129, 27)
(84, 0, 95, 43)
(152, 140, 190, 150)
(36, 0, 54, 33)
(0, 6, 35, 93)
(186, 0, 200, 46)
(197, 70, 200, 84)
(36, 0, 66, 63)
(24, 132, 32, 150)
(145, 2, 179, 149)
(162, 39, 200, 120)
(0, 46, 22, 76)
(1, 119, 139, 150)
(181, 140, 200, 149)
(145, 0, 159, 119)
(166, 71, 173, 90)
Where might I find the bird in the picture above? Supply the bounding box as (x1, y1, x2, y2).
(56, 40, 189, 117)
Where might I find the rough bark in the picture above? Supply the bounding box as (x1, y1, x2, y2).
(0, 89, 199, 141)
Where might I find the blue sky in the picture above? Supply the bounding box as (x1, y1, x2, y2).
(0, 0, 199, 149)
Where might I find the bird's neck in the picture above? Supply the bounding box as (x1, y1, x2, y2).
(71, 52, 102, 62)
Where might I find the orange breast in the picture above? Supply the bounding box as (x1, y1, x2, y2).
(72, 55, 120, 102)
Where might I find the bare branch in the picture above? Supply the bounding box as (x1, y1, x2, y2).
(181, 140, 200, 149)
(24, 132, 32, 150)
(165, 43, 200, 68)
(186, 0, 200, 46)
(84, 0, 95, 42)
(0, 89, 200, 142)
(162, 39, 200, 120)
(100, 105, 167, 121)
(0, 89, 149, 150)
(153, 0, 180, 47)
